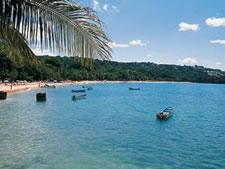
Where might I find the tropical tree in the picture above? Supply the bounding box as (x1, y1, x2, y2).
(0, 0, 112, 64)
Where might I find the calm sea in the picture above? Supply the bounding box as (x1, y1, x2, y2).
(0, 83, 225, 169)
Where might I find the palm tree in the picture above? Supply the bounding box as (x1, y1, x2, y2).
(0, 0, 112, 64)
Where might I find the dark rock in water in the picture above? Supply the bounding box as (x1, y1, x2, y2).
(0, 91, 7, 100)
(36, 93, 46, 102)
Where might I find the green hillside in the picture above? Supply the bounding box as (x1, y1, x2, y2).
(1, 55, 225, 84)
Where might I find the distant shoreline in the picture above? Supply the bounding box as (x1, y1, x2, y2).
(1, 80, 225, 97)
(0, 80, 193, 95)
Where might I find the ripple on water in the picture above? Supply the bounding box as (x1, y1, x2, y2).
(0, 83, 225, 169)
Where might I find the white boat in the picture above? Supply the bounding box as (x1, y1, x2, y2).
(156, 107, 173, 120)
(72, 94, 86, 101)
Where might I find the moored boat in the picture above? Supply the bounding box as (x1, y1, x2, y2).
(156, 107, 173, 120)
(72, 94, 86, 101)
(82, 86, 93, 90)
(72, 89, 86, 93)
(87, 87, 93, 91)
(129, 87, 140, 90)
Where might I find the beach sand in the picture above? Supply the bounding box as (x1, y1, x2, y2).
(0, 82, 71, 95)
(0, 81, 94, 95)
(0, 80, 190, 95)
(0, 83, 37, 94)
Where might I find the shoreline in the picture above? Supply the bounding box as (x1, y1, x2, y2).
(0, 80, 191, 95)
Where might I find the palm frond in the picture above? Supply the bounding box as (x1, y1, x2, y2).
(0, 22, 39, 65)
(0, 0, 112, 60)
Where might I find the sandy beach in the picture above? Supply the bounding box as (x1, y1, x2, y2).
(0, 82, 38, 94)
(0, 81, 73, 95)
(0, 80, 191, 95)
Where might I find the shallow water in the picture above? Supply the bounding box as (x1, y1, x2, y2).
(0, 83, 225, 169)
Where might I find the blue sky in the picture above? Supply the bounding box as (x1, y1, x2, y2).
(80, 0, 225, 70)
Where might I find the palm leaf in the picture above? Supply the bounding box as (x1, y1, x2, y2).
(0, 22, 39, 65)
(0, 0, 112, 62)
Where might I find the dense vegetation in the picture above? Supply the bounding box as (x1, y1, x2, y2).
(1, 55, 225, 84)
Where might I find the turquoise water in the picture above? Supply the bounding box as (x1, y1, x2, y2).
(1, 83, 225, 169)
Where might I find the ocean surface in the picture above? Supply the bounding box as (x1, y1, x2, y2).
(0, 83, 225, 169)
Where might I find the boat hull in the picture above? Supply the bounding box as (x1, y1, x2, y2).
(156, 113, 173, 120)
(156, 107, 173, 120)
(72, 94, 86, 101)
(72, 90, 86, 93)
(82, 86, 93, 90)
(129, 88, 140, 90)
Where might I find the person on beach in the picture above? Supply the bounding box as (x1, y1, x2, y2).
(10, 84, 13, 90)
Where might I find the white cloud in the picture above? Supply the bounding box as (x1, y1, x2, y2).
(158, 62, 166, 65)
(32, 48, 57, 56)
(146, 54, 152, 58)
(111, 5, 119, 12)
(92, 0, 100, 11)
(109, 40, 148, 49)
(108, 42, 129, 48)
(216, 62, 223, 66)
(210, 39, 225, 45)
(103, 4, 109, 11)
(179, 57, 198, 65)
(179, 22, 200, 32)
(129, 40, 145, 46)
(206, 17, 225, 27)
(92, 1, 119, 12)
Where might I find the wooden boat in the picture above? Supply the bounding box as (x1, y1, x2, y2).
(72, 89, 86, 93)
(156, 107, 173, 120)
(82, 86, 93, 90)
(129, 87, 140, 90)
(87, 87, 93, 91)
(72, 94, 86, 101)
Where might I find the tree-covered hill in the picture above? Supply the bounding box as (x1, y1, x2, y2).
(1, 55, 225, 84)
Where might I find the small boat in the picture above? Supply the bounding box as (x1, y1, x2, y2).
(72, 89, 86, 93)
(82, 86, 93, 91)
(129, 87, 140, 90)
(41, 84, 56, 89)
(87, 87, 93, 91)
(156, 107, 173, 120)
(72, 94, 86, 101)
